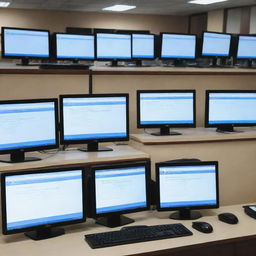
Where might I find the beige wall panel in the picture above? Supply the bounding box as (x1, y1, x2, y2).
(207, 9, 224, 32)
(93, 74, 256, 133)
(0, 75, 89, 99)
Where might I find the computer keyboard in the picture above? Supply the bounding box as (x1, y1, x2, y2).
(85, 223, 193, 249)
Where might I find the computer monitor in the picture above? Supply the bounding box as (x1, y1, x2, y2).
(1, 166, 86, 240)
(201, 31, 231, 66)
(55, 33, 94, 61)
(132, 33, 155, 66)
(160, 33, 196, 66)
(1, 27, 50, 65)
(96, 33, 132, 66)
(59, 94, 129, 152)
(90, 161, 150, 227)
(0, 99, 59, 163)
(155, 161, 219, 220)
(205, 90, 256, 132)
(137, 90, 196, 136)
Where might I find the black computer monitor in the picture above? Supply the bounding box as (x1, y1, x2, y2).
(132, 33, 155, 66)
(236, 35, 256, 67)
(201, 31, 231, 66)
(1, 27, 50, 65)
(0, 99, 59, 163)
(54, 33, 95, 61)
(90, 161, 151, 228)
(59, 94, 129, 152)
(137, 90, 196, 136)
(155, 161, 219, 220)
(205, 90, 256, 132)
(160, 33, 196, 66)
(95, 32, 132, 66)
(1, 166, 86, 240)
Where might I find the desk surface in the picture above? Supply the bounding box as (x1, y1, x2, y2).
(131, 127, 256, 145)
(1, 204, 255, 256)
(0, 145, 149, 172)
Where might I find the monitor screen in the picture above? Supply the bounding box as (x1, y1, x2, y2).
(0, 99, 58, 154)
(96, 33, 131, 59)
(1, 167, 85, 237)
(132, 34, 155, 59)
(2, 27, 49, 58)
(202, 32, 231, 57)
(60, 94, 129, 144)
(56, 33, 94, 60)
(206, 91, 256, 127)
(237, 35, 256, 59)
(137, 90, 195, 127)
(161, 33, 196, 59)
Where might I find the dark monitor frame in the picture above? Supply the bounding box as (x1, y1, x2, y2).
(1, 166, 86, 239)
(236, 34, 256, 60)
(1, 27, 50, 65)
(155, 161, 219, 219)
(200, 31, 232, 59)
(132, 33, 156, 61)
(159, 32, 197, 60)
(205, 90, 256, 132)
(95, 32, 132, 62)
(0, 98, 59, 163)
(59, 94, 129, 151)
(53, 32, 95, 61)
(137, 90, 196, 132)
(90, 161, 151, 227)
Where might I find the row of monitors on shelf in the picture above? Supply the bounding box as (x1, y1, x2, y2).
(1, 160, 219, 240)
(2, 27, 256, 64)
(0, 90, 256, 163)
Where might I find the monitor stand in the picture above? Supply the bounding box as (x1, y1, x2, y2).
(216, 125, 237, 133)
(0, 151, 41, 163)
(96, 214, 134, 228)
(78, 142, 113, 152)
(170, 209, 201, 220)
(150, 127, 182, 136)
(25, 226, 65, 241)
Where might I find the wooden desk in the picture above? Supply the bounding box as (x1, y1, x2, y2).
(130, 128, 256, 206)
(0, 145, 149, 172)
(1, 204, 256, 256)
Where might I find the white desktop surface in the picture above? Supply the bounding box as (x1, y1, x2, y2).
(1, 204, 255, 256)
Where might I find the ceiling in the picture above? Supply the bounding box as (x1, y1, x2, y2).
(5, 0, 256, 16)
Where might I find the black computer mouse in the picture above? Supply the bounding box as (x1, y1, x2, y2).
(192, 221, 213, 233)
(218, 213, 239, 224)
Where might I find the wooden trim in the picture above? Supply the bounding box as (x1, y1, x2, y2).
(0, 69, 89, 75)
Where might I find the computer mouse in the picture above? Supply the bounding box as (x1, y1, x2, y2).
(218, 213, 239, 224)
(192, 221, 213, 233)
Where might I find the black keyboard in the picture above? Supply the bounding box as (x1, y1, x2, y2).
(85, 223, 193, 249)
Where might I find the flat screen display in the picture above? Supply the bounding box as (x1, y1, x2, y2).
(161, 33, 196, 59)
(56, 33, 94, 60)
(237, 35, 256, 59)
(2, 28, 49, 58)
(132, 34, 154, 59)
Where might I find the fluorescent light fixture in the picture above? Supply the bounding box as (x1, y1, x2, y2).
(102, 4, 136, 12)
(0, 1, 10, 7)
(189, 0, 228, 5)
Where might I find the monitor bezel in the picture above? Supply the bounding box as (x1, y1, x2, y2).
(95, 32, 132, 61)
(53, 32, 95, 61)
(59, 93, 129, 145)
(236, 34, 256, 60)
(137, 89, 196, 129)
(0, 98, 59, 155)
(155, 161, 219, 212)
(132, 33, 156, 60)
(90, 161, 151, 218)
(159, 32, 197, 60)
(201, 31, 232, 58)
(205, 90, 256, 128)
(1, 26, 50, 59)
(1, 166, 86, 235)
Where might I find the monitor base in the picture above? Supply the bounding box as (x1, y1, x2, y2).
(25, 227, 65, 241)
(150, 127, 182, 136)
(96, 215, 134, 228)
(170, 210, 202, 220)
(0, 151, 41, 163)
(79, 143, 113, 152)
(216, 125, 235, 133)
